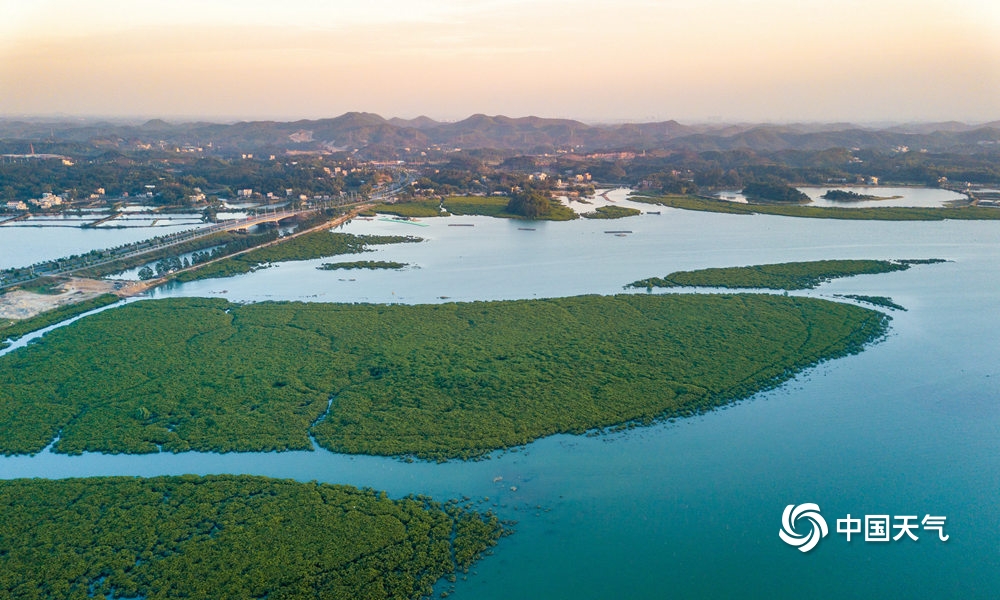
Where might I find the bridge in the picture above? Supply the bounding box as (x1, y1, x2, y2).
(0, 170, 414, 291)
(220, 209, 300, 232)
(0, 205, 331, 290)
(115, 205, 373, 296)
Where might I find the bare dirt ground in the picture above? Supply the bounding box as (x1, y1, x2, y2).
(0, 278, 126, 320)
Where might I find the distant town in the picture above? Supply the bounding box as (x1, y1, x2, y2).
(2, 113, 999, 221)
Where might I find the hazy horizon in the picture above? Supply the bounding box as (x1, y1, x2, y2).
(1, 111, 999, 130)
(2, 1, 998, 123)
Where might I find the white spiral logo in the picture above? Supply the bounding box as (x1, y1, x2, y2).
(779, 503, 828, 553)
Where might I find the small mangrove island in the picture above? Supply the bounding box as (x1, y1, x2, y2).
(822, 189, 878, 201)
(582, 205, 642, 219)
(741, 181, 809, 203)
(628, 259, 944, 290)
(318, 261, 409, 271)
(0, 475, 503, 600)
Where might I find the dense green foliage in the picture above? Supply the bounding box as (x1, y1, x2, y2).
(442, 196, 511, 217)
(582, 205, 642, 219)
(506, 190, 578, 220)
(413, 195, 580, 221)
(0, 155, 360, 205)
(742, 181, 810, 203)
(0, 294, 119, 348)
(174, 231, 421, 282)
(629, 259, 919, 290)
(4, 122, 1000, 212)
(0, 475, 503, 599)
(368, 201, 445, 218)
(505, 193, 550, 218)
(0, 294, 887, 459)
(631, 194, 1000, 220)
(318, 261, 408, 270)
(837, 294, 907, 311)
(821, 189, 878, 201)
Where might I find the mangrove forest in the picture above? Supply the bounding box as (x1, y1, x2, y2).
(0, 474, 503, 599)
(629, 259, 944, 291)
(0, 293, 888, 460)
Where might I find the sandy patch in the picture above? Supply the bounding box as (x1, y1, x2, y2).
(0, 278, 122, 320)
(562, 187, 651, 215)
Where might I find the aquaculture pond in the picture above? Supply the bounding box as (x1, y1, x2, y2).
(1, 200, 999, 598)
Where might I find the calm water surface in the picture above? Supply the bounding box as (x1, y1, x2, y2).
(0, 222, 207, 269)
(2, 202, 999, 598)
(718, 185, 966, 208)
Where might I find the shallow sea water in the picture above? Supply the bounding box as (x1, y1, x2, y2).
(2, 201, 998, 598)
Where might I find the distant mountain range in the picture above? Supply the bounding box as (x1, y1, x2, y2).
(1, 112, 998, 155)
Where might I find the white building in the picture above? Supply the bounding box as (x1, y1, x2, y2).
(28, 193, 64, 209)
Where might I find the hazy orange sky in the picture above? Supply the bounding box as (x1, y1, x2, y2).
(2, 0, 998, 123)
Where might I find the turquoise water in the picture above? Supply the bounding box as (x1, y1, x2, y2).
(1, 207, 999, 597)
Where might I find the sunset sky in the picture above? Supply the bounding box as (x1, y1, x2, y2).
(2, 0, 998, 123)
